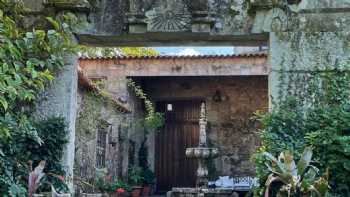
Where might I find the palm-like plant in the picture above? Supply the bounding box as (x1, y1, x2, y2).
(263, 147, 329, 197)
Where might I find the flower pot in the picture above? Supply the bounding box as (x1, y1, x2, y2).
(142, 185, 151, 197)
(108, 193, 118, 197)
(131, 186, 143, 197)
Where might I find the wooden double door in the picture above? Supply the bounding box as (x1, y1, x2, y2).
(155, 100, 201, 192)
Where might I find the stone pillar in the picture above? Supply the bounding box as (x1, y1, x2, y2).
(35, 52, 78, 192)
(269, 32, 350, 104)
(268, 0, 350, 106)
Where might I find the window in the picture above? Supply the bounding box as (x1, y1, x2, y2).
(96, 123, 109, 168)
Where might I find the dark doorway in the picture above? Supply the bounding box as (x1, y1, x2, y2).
(155, 100, 201, 192)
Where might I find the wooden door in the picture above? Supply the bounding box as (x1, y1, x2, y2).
(155, 100, 200, 192)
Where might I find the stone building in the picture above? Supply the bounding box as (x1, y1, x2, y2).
(23, 1, 350, 192)
(75, 67, 131, 191)
(77, 52, 269, 192)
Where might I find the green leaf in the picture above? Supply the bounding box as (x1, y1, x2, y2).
(297, 147, 313, 175)
(281, 151, 297, 177)
(46, 17, 60, 30)
(0, 96, 8, 110)
(26, 32, 34, 39)
(313, 177, 329, 196)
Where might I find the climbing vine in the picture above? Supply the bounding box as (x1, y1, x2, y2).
(0, 0, 77, 195)
(76, 92, 104, 138)
(127, 79, 164, 133)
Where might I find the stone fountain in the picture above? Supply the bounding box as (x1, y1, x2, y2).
(168, 103, 238, 197)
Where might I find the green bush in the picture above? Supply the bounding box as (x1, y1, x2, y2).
(33, 117, 69, 193)
(0, 117, 69, 195)
(253, 68, 350, 196)
(0, 0, 76, 195)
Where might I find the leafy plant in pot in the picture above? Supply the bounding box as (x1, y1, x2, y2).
(141, 169, 155, 197)
(109, 179, 130, 197)
(138, 139, 155, 197)
(128, 167, 144, 197)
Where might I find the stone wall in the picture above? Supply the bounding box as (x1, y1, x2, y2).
(141, 76, 268, 177)
(267, 0, 350, 103)
(74, 87, 131, 192)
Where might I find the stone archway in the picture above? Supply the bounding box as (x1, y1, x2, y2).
(23, 0, 350, 192)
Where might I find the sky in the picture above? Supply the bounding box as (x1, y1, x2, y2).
(153, 46, 234, 55)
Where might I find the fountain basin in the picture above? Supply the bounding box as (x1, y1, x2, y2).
(185, 147, 219, 159)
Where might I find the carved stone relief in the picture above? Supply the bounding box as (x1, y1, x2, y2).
(127, 0, 214, 33)
(145, 0, 191, 32)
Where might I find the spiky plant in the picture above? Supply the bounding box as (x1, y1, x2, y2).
(263, 147, 329, 197)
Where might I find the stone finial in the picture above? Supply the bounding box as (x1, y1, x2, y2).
(199, 102, 207, 147)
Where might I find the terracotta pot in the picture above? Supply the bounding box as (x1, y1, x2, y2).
(131, 186, 143, 197)
(142, 185, 151, 197)
(108, 193, 118, 197)
(108, 191, 129, 197)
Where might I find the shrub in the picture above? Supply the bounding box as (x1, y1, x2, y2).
(253, 67, 350, 196)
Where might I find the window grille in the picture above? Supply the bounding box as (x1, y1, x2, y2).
(96, 124, 108, 168)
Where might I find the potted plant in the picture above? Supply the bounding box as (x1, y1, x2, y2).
(141, 169, 155, 197)
(128, 167, 144, 197)
(138, 139, 155, 197)
(263, 147, 329, 197)
(109, 180, 130, 197)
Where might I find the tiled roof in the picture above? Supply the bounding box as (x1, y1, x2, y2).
(79, 51, 268, 60)
(78, 67, 131, 113)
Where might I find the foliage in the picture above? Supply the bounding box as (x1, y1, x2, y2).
(0, 117, 69, 195)
(141, 168, 155, 185)
(138, 140, 155, 185)
(263, 147, 329, 197)
(138, 139, 148, 171)
(96, 179, 130, 193)
(75, 91, 129, 193)
(128, 167, 144, 186)
(94, 168, 130, 193)
(76, 92, 103, 137)
(79, 46, 159, 58)
(120, 47, 159, 56)
(33, 117, 69, 193)
(0, 2, 75, 119)
(0, 0, 76, 195)
(127, 79, 164, 133)
(253, 66, 350, 196)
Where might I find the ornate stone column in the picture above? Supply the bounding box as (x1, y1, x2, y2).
(186, 103, 218, 188)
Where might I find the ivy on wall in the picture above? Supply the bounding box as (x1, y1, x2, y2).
(0, 0, 77, 195)
(127, 79, 164, 133)
(253, 64, 350, 196)
(76, 92, 104, 139)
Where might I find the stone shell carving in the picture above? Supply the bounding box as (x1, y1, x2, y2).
(145, 0, 192, 32)
(263, 8, 288, 32)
